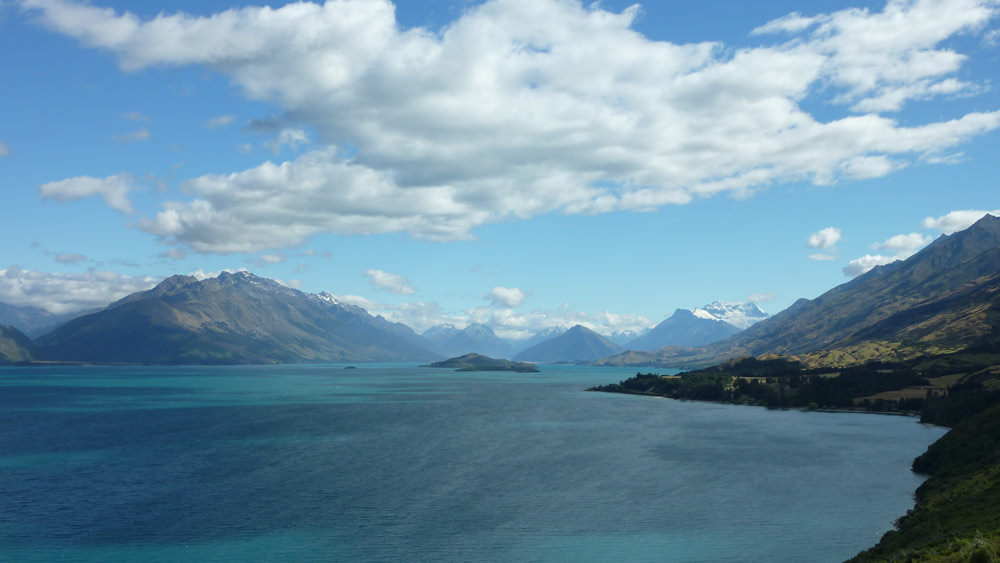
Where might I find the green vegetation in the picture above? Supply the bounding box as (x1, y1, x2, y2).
(851, 398, 1000, 562)
(0, 324, 34, 364)
(425, 353, 540, 373)
(591, 356, 933, 412)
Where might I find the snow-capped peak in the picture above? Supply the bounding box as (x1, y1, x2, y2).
(691, 308, 719, 321)
(695, 301, 769, 329)
(314, 291, 341, 305)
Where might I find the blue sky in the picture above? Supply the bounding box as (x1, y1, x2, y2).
(2, 0, 999, 339)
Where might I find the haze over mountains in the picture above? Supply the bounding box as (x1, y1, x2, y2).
(3, 215, 998, 366)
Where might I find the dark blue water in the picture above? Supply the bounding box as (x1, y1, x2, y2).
(0, 364, 944, 562)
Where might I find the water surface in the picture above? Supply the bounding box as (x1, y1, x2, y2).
(0, 364, 945, 562)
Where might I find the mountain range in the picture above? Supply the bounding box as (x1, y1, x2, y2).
(4, 215, 997, 366)
(32, 271, 439, 364)
(597, 214, 1000, 368)
(513, 325, 623, 363)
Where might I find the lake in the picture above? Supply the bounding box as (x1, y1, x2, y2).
(0, 364, 945, 562)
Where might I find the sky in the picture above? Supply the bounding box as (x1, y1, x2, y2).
(1, 0, 999, 339)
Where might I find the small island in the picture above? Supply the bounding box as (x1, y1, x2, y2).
(424, 353, 540, 373)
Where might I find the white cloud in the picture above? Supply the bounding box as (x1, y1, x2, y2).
(0, 266, 160, 314)
(38, 172, 136, 214)
(747, 292, 775, 303)
(808, 227, 842, 249)
(113, 127, 150, 143)
(871, 232, 932, 257)
(0, 141, 10, 157)
(364, 269, 415, 295)
(488, 286, 525, 308)
(843, 254, 895, 277)
(205, 114, 236, 128)
(809, 253, 838, 261)
(264, 127, 309, 154)
(23, 0, 1000, 253)
(923, 209, 1000, 233)
(844, 225, 938, 278)
(256, 253, 285, 265)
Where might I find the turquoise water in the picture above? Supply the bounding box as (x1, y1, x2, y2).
(0, 364, 945, 562)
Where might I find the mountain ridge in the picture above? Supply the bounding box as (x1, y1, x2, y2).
(34, 271, 439, 364)
(597, 214, 1000, 368)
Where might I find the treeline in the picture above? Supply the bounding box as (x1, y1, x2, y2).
(589, 355, 985, 414)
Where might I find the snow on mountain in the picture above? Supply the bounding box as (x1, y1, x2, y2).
(693, 301, 769, 329)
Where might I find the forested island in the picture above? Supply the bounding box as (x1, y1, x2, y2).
(591, 349, 1000, 561)
(424, 353, 540, 373)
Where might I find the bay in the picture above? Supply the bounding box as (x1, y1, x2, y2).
(0, 364, 945, 562)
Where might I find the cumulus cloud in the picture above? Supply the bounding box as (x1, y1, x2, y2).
(843, 225, 939, 278)
(0, 266, 160, 314)
(0, 141, 10, 157)
(462, 304, 653, 340)
(205, 114, 236, 128)
(843, 254, 896, 278)
(923, 209, 1000, 234)
(364, 268, 415, 295)
(23, 0, 1000, 253)
(871, 232, 932, 257)
(808, 227, 843, 249)
(38, 172, 136, 214)
(488, 286, 525, 308)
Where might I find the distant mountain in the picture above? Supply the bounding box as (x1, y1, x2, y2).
(695, 301, 769, 329)
(35, 271, 439, 364)
(608, 328, 644, 346)
(0, 324, 34, 364)
(513, 324, 623, 363)
(421, 323, 511, 358)
(509, 326, 569, 355)
(598, 214, 1000, 368)
(0, 302, 84, 338)
(626, 308, 741, 351)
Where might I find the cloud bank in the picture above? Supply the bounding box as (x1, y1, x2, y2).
(0, 266, 159, 314)
(23, 0, 1000, 253)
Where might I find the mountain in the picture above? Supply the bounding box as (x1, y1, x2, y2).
(696, 301, 769, 329)
(597, 214, 1000, 368)
(34, 271, 439, 364)
(421, 323, 511, 358)
(608, 328, 644, 346)
(509, 326, 569, 355)
(626, 308, 741, 351)
(0, 324, 34, 364)
(0, 302, 84, 338)
(513, 324, 623, 363)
